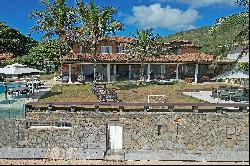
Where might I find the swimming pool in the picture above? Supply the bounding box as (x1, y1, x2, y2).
(0, 82, 26, 94)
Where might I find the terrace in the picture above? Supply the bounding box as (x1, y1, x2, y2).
(24, 80, 249, 112)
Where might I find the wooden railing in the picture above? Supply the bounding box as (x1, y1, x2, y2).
(25, 101, 249, 112)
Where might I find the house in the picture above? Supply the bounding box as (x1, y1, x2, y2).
(225, 43, 249, 61)
(0, 52, 14, 61)
(54, 36, 228, 83)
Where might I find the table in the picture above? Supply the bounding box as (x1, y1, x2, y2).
(185, 77, 193, 83)
(8, 87, 30, 95)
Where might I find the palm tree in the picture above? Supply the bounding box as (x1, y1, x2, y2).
(29, 0, 76, 86)
(76, 0, 124, 81)
(129, 28, 168, 81)
(236, 0, 249, 9)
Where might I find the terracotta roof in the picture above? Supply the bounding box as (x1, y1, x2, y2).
(165, 39, 197, 47)
(168, 39, 191, 43)
(64, 53, 214, 63)
(98, 36, 134, 43)
(0, 53, 14, 60)
(98, 37, 196, 47)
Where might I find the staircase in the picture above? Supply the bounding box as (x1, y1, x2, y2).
(208, 60, 218, 75)
(104, 149, 125, 161)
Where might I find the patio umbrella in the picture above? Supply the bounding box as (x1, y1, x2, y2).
(223, 71, 249, 88)
(211, 70, 233, 80)
(224, 71, 249, 79)
(238, 53, 249, 63)
(211, 70, 239, 103)
(0, 63, 43, 75)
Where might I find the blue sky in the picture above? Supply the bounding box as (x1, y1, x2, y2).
(0, 0, 246, 41)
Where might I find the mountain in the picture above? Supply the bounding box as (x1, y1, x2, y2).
(161, 12, 249, 57)
(0, 22, 37, 57)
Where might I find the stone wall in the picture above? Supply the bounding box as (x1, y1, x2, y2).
(0, 111, 249, 161)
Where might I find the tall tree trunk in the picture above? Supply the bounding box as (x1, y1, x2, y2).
(140, 54, 145, 82)
(59, 38, 63, 92)
(93, 60, 97, 81)
(140, 61, 144, 81)
(92, 39, 97, 82)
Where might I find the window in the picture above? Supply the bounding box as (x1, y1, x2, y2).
(158, 125, 162, 136)
(101, 46, 112, 54)
(177, 48, 181, 55)
(80, 45, 89, 53)
(26, 121, 72, 129)
(117, 45, 125, 54)
(80, 45, 84, 53)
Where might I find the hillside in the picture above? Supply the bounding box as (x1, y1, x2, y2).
(0, 22, 37, 57)
(161, 12, 249, 56)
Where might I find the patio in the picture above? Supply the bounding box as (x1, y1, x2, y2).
(0, 80, 52, 119)
(182, 90, 249, 110)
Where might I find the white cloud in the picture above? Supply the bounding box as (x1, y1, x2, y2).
(126, 3, 199, 30)
(179, 0, 235, 8)
(150, 0, 235, 8)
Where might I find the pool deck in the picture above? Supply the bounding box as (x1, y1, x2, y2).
(0, 82, 52, 111)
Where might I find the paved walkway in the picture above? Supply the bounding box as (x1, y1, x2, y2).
(0, 81, 52, 111)
(183, 91, 249, 109)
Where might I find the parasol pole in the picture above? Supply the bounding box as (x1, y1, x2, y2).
(216, 79, 219, 103)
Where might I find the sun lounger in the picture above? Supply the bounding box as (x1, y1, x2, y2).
(220, 90, 230, 101)
(231, 90, 249, 102)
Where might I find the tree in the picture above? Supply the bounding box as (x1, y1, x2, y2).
(236, 0, 249, 9)
(128, 28, 169, 81)
(234, 0, 249, 46)
(29, 0, 76, 83)
(19, 40, 69, 66)
(76, 0, 124, 81)
(0, 22, 36, 56)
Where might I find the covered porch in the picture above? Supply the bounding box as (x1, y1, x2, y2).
(59, 62, 214, 84)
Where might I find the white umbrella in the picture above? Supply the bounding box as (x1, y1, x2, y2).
(223, 71, 249, 88)
(0, 63, 43, 75)
(211, 70, 233, 80)
(225, 71, 249, 79)
(238, 53, 249, 63)
(211, 70, 249, 102)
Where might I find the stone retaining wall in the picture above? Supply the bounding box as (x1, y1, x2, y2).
(0, 111, 249, 161)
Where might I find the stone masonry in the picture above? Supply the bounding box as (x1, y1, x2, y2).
(0, 111, 249, 161)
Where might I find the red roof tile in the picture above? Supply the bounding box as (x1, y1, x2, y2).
(98, 36, 135, 43)
(0, 53, 14, 60)
(64, 53, 214, 63)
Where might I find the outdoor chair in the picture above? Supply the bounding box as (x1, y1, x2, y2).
(228, 88, 238, 100)
(231, 90, 249, 102)
(201, 75, 210, 82)
(219, 90, 230, 101)
(211, 88, 218, 98)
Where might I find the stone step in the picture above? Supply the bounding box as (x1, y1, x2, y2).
(104, 150, 125, 161)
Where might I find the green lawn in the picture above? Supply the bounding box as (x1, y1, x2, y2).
(39, 84, 98, 102)
(109, 81, 220, 103)
(39, 73, 55, 80)
(38, 81, 225, 103)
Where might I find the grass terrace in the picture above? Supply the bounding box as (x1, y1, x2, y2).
(39, 84, 97, 102)
(38, 81, 226, 103)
